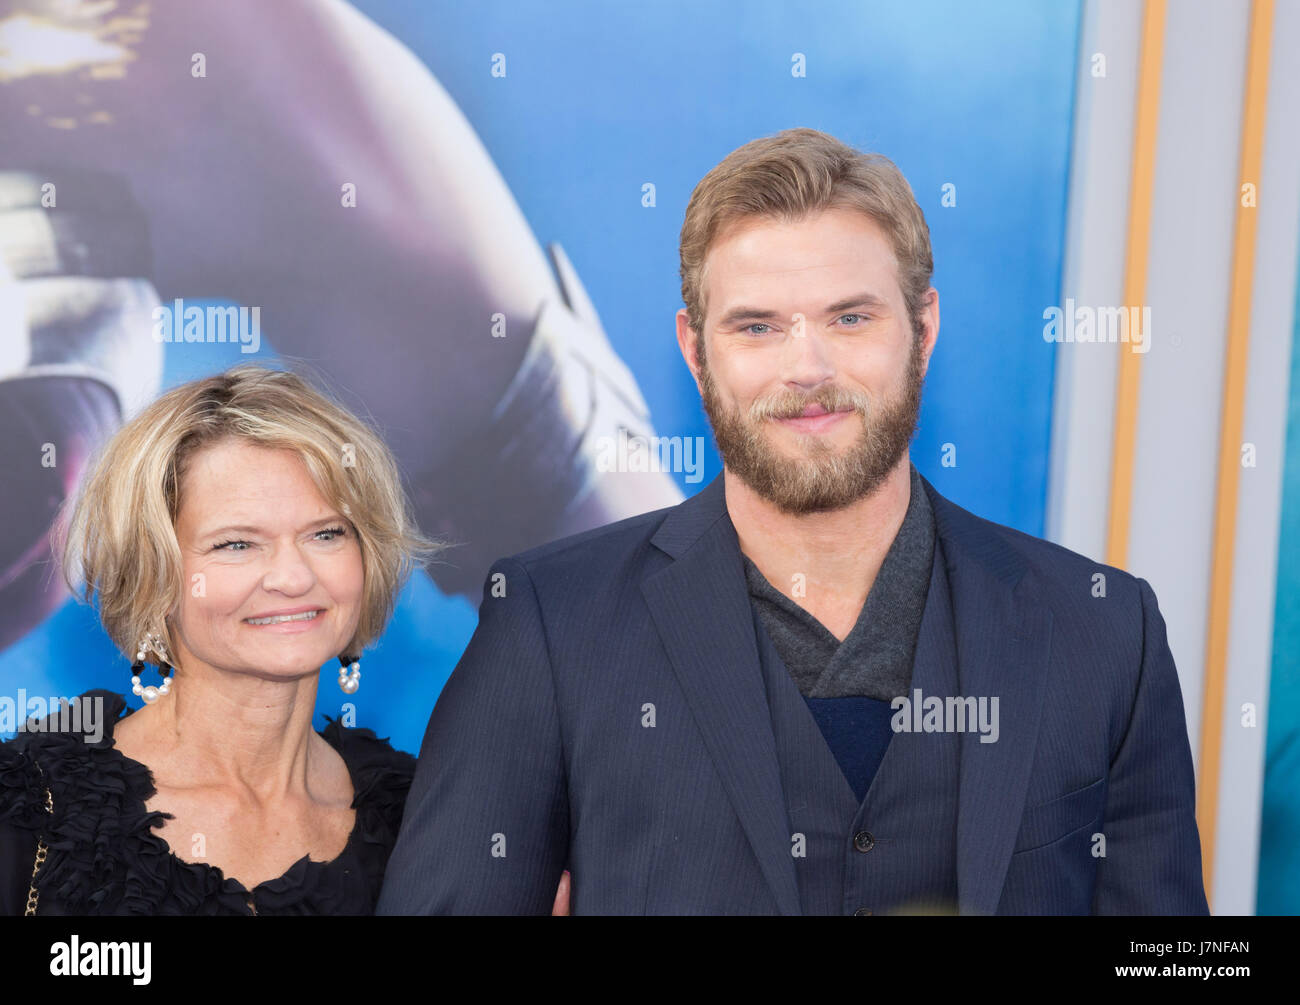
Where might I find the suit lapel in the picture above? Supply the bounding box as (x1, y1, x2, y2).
(922, 476, 1055, 916)
(640, 474, 803, 916)
(638, 470, 1053, 917)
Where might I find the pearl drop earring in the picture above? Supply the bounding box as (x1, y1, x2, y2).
(130, 630, 173, 704)
(338, 654, 361, 694)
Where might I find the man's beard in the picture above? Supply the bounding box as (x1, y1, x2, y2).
(697, 335, 926, 515)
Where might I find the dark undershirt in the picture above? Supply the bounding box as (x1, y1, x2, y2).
(742, 462, 935, 801)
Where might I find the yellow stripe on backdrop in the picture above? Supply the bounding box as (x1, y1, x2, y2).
(1198, 0, 1275, 909)
(1105, 0, 1165, 572)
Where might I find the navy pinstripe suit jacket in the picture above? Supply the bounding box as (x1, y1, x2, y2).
(377, 471, 1210, 915)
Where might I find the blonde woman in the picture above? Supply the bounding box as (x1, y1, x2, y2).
(0, 364, 568, 915)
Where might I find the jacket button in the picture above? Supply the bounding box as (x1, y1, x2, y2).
(853, 831, 875, 852)
(854, 907, 873, 916)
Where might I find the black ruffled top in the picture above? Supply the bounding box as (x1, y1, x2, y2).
(0, 690, 415, 915)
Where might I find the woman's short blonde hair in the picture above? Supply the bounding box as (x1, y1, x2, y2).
(56, 363, 443, 668)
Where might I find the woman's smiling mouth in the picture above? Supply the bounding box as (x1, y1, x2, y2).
(243, 608, 325, 628)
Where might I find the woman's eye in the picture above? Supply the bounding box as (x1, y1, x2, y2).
(210, 527, 345, 551)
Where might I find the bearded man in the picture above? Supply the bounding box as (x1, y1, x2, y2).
(379, 128, 1209, 916)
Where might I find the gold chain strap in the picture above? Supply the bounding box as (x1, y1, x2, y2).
(24, 774, 53, 917)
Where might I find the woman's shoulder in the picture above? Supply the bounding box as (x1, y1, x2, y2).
(317, 717, 416, 844)
(319, 717, 416, 799)
(0, 690, 129, 827)
(0, 690, 236, 915)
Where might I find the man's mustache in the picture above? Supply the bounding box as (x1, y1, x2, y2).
(748, 387, 871, 422)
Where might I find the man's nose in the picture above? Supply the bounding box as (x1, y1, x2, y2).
(779, 321, 835, 387)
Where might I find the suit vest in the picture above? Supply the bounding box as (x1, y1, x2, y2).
(752, 533, 963, 915)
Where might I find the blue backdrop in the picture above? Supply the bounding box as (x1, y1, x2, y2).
(2, 0, 1080, 757)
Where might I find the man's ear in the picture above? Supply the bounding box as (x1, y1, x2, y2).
(918, 287, 939, 376)
(676, 308, 704, 394)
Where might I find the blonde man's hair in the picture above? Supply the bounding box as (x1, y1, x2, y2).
(679, 127, 934, 342)
(57, 363, 443, 669)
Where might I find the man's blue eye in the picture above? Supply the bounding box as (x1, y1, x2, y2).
(745, 323, 772, 335)
(839, 313, 865, 325)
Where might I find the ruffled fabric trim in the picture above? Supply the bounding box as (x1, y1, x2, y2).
(0, 690, 415, 916)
